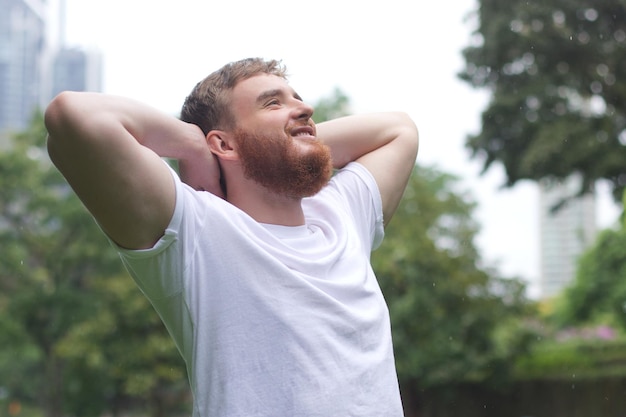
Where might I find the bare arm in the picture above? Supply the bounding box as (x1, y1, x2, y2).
(317, 112, 419, 226)
(45, 92, 220, 249)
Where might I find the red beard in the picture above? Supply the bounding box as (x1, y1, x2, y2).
(234, 127, 333, 199)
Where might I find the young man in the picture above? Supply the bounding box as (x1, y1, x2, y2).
(45, 58, 418, 416)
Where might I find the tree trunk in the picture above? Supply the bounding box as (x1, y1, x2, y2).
(43, 352, 64, 417)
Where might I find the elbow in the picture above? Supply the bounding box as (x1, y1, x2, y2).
(44, 91, 86, 147)
(44, 91, 79, 135)
(395, 112, 419, 160)
(44, 91, 84, 164)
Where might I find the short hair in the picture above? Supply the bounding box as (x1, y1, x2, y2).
(180, 58, 287, 134)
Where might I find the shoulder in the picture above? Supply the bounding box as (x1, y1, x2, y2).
(326, 162, 382, 208)
(308, 162, 385, 248)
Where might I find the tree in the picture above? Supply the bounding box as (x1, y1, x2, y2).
(0, 112, 116, 417)
(56, 274, 190, 417)
(310, 87, 533, 400)
(372, 165, 533, 405)
(312, 87, 351, 123)
(0, 114, 189, 416)
(557, 228, 626, 330)
(553, 193, 626, 331)
(0, 87, 352, 415)
(460, 0, 626, 201)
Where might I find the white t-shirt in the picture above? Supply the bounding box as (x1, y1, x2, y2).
(114, 162, 403, 417)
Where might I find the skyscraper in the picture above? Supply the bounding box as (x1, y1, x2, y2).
(50, 46, 102, 97)
(0, 0, 48, 136)
(49, 0, 102, 98)
(539, 174, 597, 299)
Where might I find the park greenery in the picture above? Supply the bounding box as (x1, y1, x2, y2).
(3, 1, 626, 412)
(1, 96, 623, 417)
(456, 0, 626, 408)
(460, 0, 626, 202)
(0, 96, 532, 416)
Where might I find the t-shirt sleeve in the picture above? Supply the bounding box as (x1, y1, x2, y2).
(331, 162, 385, 250)
(104, 165, 200, 360)
(110, 165, 189, 300)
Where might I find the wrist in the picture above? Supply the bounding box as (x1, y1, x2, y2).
(171, 122, 210, 161)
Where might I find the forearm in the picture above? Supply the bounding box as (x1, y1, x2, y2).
(45, 91, 206, 161)
(317, 112, 417, 169)
(318, 112, 418, 226)
(45, 91, 223, 195)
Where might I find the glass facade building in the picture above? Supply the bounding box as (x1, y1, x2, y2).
(0, 0, 47, 135)
(539, 174, 597, 298)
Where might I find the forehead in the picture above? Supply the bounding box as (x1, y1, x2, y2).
(230, 74, 294, 108)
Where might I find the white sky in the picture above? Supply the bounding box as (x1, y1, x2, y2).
(49, 0, 621, 297)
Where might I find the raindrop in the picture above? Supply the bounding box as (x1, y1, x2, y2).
(590, 81, 603, 94)
(557, 86, 570, 98)
(577, 31, 591, 44)
(553, 10, 566, 26)
(522, 52, 535, 65)
(511, 19, 524, 33)
(526, 96, 540, 110)
(596, 64, 609, 77)
(531, 19, 544, 32)
(605, 74, 616, 86)
(526, 111, 539, 123)
(584, 8, 598, 21)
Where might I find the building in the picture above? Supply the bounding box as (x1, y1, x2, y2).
(539, 174, 597, 299)
(0, 0, 48, 136)
(50, 46, 102, 97)
(0, 0, 103, 142)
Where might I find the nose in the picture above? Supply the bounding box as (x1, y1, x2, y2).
(292, 100, 314, 121)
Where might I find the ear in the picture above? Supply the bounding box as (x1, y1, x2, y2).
(207, 130, 238, 161)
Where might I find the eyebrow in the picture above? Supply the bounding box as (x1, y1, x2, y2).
(256, 88, 303, 105)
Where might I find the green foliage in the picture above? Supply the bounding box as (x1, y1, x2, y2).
(57, 274, 190, 416)
(460, 0, 626, 201)
(549, 189, 626, 332)
(311, 87, 350, 123)
(0, 115, 189, 416)
(0, 112, 110, 414)
(557, 227, 626, 329)
(0, 86, 543, 415)
(515, 338, 626, 380)
(523, 189, 626, 381)
(373, 165, 533, 389)
(549, 184, 626, 332)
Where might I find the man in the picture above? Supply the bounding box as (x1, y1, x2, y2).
(45, 58, 418, 416)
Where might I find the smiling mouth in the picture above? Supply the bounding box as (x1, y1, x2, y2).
(290, 126, 316, 139)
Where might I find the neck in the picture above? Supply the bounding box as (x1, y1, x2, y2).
(226, 176, 306, 226)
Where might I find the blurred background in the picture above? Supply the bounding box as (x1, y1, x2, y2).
(1, 0, 626, 416)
